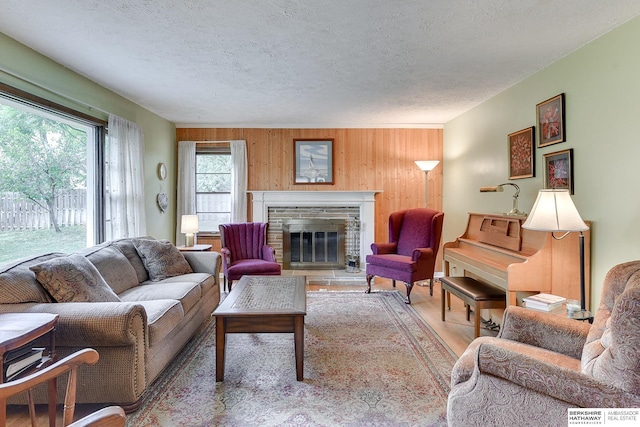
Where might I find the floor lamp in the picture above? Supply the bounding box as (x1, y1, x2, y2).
(522, 189, 591, 320)
(414, 160, 439, 208)
(414, 160, 439, 288)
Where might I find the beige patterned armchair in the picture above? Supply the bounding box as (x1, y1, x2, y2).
(447, 260, 640, 427)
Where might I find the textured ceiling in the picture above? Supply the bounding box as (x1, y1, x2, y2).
(1, 1, 639, 127)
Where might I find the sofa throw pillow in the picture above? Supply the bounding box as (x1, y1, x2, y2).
(30, 254, 121, 303)
(132, 238, 193, 281)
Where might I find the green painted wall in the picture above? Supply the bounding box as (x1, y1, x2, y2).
(0, 32, 177, 241)
(443, 16, 640, 309)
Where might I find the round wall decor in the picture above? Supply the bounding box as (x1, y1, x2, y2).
(158, 163, 167, 180)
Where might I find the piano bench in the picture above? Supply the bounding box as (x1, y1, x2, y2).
(440, 276, 506, 338)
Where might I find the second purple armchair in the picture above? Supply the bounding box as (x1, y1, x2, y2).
(219, 222, 282, 292)
(366, 208, 444, 304)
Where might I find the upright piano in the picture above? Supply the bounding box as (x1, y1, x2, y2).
(443, 212, 590, 307)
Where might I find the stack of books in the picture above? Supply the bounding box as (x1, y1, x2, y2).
(523, 293, 566, 312)
(3, 346, 45, 381)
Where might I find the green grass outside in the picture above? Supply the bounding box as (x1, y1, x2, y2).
(0, 226, 86, 265)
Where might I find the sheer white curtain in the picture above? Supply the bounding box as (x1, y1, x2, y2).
(106, 114, 146, 239)
(230, 140, 247, 223)
(175, 141, 196, 245)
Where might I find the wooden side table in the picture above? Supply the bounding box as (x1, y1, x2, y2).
(0, 313, 59, 427)
(177, 244, 212, 252)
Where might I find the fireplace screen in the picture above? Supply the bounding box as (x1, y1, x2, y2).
(283, 219, 345, 269)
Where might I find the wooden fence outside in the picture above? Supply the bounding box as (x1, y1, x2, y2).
(0, 190, 86, 231)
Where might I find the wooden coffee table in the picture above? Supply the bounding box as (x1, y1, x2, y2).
(213, 275, 306, 381)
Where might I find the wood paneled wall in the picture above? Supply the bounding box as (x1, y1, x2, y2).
(176, 128, 443, 268)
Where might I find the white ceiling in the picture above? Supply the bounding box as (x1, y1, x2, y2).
(1, 1, 639, 128)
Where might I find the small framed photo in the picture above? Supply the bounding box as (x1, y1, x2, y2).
(508, 126, 535, 179)
(536, 93, 565, 147)
(544, 148, 574, 194)
(294, 139, 334, 184)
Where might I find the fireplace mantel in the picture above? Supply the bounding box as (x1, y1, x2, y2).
(249, 191, 382, 259)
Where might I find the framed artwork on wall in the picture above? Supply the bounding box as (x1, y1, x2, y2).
(536, 93, 565, 147)
(508, 126, 535, 179)
(544, 148, 574, 194)
(294, 139, 334, 184)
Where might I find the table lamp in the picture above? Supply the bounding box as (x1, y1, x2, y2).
(479, 182, 526, 216)
(181, 215, 199, 247)
(522, 189, 590, 319)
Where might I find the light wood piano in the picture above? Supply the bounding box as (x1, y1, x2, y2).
(443, 212, 590, 307)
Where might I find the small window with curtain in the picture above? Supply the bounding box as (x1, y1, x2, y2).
(196, 146, 231, 233)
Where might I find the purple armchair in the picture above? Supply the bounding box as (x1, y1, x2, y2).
(366, 208, 444, 304)
(219, 222, 281, 292)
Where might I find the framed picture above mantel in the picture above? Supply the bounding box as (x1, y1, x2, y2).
(293, 139, 334, 184)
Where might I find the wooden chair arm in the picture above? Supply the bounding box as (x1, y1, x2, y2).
(0, 348, 125, 427)
(0, 349, 98, 399)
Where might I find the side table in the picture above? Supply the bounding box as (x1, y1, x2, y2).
(525, 303, 594, 323)
(0, 313, 59, 427)
(177, 244, 212, 252)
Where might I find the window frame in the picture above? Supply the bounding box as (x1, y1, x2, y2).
(195, 145, 232, 235)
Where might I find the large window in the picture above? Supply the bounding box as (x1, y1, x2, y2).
(195, 149, 231, 233)
(0, 85, 105, 264)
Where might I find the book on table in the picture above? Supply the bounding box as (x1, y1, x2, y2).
(3, 347, 45, 381)
(523, 293, 566, 312)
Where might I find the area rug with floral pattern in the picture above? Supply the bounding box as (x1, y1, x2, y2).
(126, 290, 457, 426)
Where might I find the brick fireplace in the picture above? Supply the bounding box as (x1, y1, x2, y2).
(249, 191, 380, 269)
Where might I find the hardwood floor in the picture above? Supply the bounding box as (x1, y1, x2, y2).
(6, 271, 492, 426)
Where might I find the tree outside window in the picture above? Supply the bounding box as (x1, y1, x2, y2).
(0, 106, 86, 233)
(0, 98, 102, 265)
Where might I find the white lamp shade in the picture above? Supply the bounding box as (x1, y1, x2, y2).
(523, 189, 588, 232)
(414, 160, 440, 171)
(181, 215, 199, 234)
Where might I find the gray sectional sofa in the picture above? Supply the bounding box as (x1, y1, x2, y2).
(0, 237, 221, 410)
